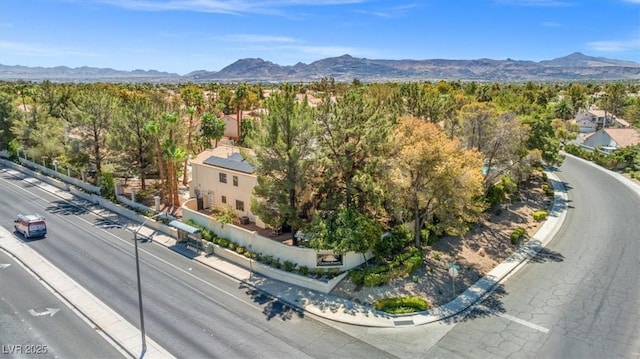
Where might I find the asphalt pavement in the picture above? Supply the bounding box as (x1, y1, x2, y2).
(1, 154, 639, 357)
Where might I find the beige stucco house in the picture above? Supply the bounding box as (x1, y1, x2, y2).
(189, 145, 266, 228)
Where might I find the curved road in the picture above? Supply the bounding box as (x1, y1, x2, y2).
(425, 155, 640, 358)
(0, 166, 392, 359)
(323, 155, 640, 358)
(2, 154, 639, 358)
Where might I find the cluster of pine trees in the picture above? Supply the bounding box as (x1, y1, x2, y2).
(1, 79, 638, 256)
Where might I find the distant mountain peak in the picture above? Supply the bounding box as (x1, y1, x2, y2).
(1, 52, 639, 83)
(541, 52, 640, 68)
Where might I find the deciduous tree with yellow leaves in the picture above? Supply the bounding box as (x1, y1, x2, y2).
(390, 117, 485, 247)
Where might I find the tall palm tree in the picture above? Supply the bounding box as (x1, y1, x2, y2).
(233, 84, 249, 141)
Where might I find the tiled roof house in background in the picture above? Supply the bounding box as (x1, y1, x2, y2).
(582, 128, 640, 153)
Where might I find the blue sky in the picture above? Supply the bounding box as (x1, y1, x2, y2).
(1, 0, 639, 75)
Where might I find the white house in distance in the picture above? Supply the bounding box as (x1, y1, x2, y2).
(582, 128, 640, 153)
(574, 106, 630, 133)
(189, 144, 266, 229)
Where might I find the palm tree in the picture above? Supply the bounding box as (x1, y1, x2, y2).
(144, 120, 168, 205)
(233, 84, 249, 141)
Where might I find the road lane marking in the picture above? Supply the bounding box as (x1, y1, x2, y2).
(475, 305, 550, 333)
(28, 307, 60, 317)
(0, 173, 276, 314)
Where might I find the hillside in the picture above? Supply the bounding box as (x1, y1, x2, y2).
(2, 52, 639, 83)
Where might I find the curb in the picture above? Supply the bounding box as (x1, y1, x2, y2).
(1, 162, 570, 328)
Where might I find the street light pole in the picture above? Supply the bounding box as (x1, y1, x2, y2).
(133, 212, 163, 356)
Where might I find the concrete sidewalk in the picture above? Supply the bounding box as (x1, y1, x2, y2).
(144, 169, 570, 328)
(0, 164, 573, 338)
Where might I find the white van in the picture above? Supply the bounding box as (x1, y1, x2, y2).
(14, 214, 47, 238)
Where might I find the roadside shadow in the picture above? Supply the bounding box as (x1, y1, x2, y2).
(239, 279, 304, 322)
(529, 247, 564, 263)
(13, 231, 46, 243)
(169, 243, 199, 259)
(45, 200, 89, 216)
(440, 284, 508, 324)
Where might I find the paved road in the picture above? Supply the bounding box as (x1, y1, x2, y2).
(421, 156, 640, 358)
(0, 250, 124, 358)
(313, 156, 640, 358)
(0, 167, 393, 359)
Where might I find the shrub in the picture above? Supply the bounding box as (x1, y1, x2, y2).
(202, 229, 213, 242)
(404, 255, 424, 274)
(532, 210, 548, 221)
(327, 268, 341, 277)
(271, 258, 282, 269)
(260, 255, 274, 265)
(542, 184, 555, 197)
(218, 238, 229, 248)
(373, 225, 412, 259)
(350, 269, 366, 285)
(228, 242, 237, 251)
(299, 266, 309, 276)
(283, 260, 297, 272)
(364, 272, 390, 287)
(510, 227, 526, 244)
(374, 296, 429, 314)
(235, 246, 245, 255)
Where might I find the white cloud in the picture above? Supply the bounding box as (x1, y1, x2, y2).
(495, 0, 573, 6)
(214, 34, 297, 43)
(0, 41, 97, 58)
(541, 21, 563, 27)
(353, 3, 418, 18)
(93, 0, 366, 15)
(587, 38, 640, 52)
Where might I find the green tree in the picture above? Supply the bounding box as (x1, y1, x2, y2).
(552, 98, 574, 121)
(250, 85, 316, 244)
(599, 83, 627, 118)
(179, 84, 204, 185)
(566, 83, 587, 111)
(0, 91, 20, 149)
(315, 88, 392, 216)
(109, 89, 155, 189)
(199, 112, 226, 148)
(307, 207, 381, 264)
(522, 112, 563, 165)
(68, 86, 121, 174)
(624, 96, 640, 128)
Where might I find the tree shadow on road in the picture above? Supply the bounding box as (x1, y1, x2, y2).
(440, 283, 508, 324)
(239, 280, 304, 322)
(529, 247, 564, 263)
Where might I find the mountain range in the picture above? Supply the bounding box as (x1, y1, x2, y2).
(1, 52, 639, 83)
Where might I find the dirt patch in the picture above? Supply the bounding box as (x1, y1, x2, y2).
(330, 172, 554, 308)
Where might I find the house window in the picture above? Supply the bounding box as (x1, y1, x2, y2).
(221, 196, 227, 204)
(233, 175, 238, 187)
(236, 200, 244, 211)
(219, 173, 227, 183)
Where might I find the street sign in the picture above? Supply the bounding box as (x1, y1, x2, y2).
(448, 262, 460, 298)
(448, 262, 460, 277)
